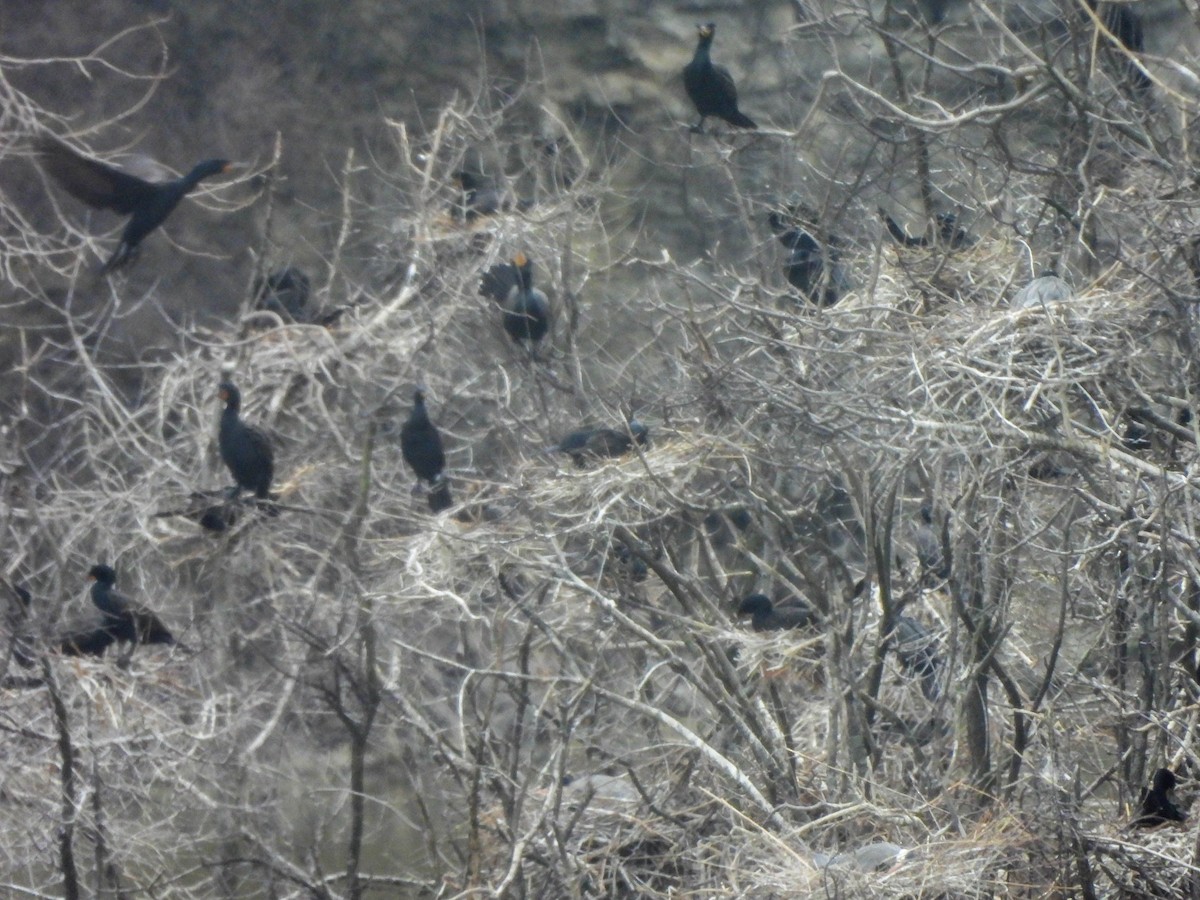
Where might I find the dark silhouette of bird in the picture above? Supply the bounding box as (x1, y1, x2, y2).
(879, 209, 975, 249)
(550, 421, 650, 467)
(1123, 421, 1152, 453)
(768, 210, 847, 307)
(87, 564, 178, 649)
(36, 134, 232, 274)
(683, 23, 757, 131)
(737, 594, 814, 632)
(1088, 1, 1151, 95)
(218, 381, 275, 504)
(254, 267, 311, 321)
(1013, 271, 1074, 308)
(453, 170, 509, 222)
(888, 616, 941, 700)
(612, 544, 650, 583)
(1133, 768, 1187, 827)
(401, 389, 454, 513)
(59, 625, 119, 658)
(480, 252, 551, 345)
(915, 504, 950, 580)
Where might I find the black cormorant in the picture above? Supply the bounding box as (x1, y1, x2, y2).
(218, 381, 275, 503)
(1088, 1, 1151, 95)
(888, 616, 941, 700)
(453, 170, 509, 222)
(480, 252, 551, 345)
(87, 564, 177, 648)
(36, 134, 232, 273)
(400, 389, 446, 483)
(915, 504, 950, 580)
(1123, 422, 1152, 453)
(254, 267, 311, 321)
(683, 23, 757, 131)
(551, 421, 650, 467)
(768, 210, 846, 307)
(1132, 768, 1187, 827)
(737, 594, 813, 631)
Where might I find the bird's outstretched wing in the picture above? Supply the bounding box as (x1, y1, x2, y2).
(36, 135, 157, 215)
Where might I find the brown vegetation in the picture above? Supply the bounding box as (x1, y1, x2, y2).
(4, 1, 1200, 897)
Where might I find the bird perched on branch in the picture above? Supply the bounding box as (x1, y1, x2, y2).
(401, 389, 453, 513)
(480, 252, 551, 346)
(915, 504, 950, 581)
(683, 23, 757, 132)
(254, 267, 311, 321)
(218, 381, 276, 508)
(768, 209, 847, 307)
(737, 594, 814, 632)
(453, 170, 508, 222)
(36, 134, 232, 273)
(86, 564, 179, 650)
(1132, 768, 1187, 827)
(887, 616, 942, 700)
(550, 421, 649, 467)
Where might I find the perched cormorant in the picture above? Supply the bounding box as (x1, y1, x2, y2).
(879, 209, 975, 249)
(768, 210, 847, 307)
(612, 544, 650, 583)
(218, 381, 275, 503)
(400, 389, 446, 483)
(915, 504, 950, 580)
(737, 594, 814, 632)
(888, 616, 941, 700)
(453, 170, 509, 222)
(254, 267, 311, 321)
(550, 421, 650, 467)
(683, 23, 757, 131)
(1122, 421, 1152, 453)
(479, 252, 551, 345)
(1012, 272, 1074, 308)
(36, 134, 232, 273)
(1132, 768, 1187, 827)
(1088, 1, 1151, 95)
(87, 564, 177, 648)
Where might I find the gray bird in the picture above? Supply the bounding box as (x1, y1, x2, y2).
(888, 615, 942, 700)
(1013, 271, 1073, 308)
(915, 504, 950, 581)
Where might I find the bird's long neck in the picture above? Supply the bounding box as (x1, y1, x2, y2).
(178, 161, 223, 197)
(220, 403, 240, 433)
(693, 37, 713, 64)
(517, 263, 533, 293)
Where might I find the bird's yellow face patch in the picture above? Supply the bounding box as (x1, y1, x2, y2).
(698, 24, 714, 39)
(513, 251, 528, 267)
